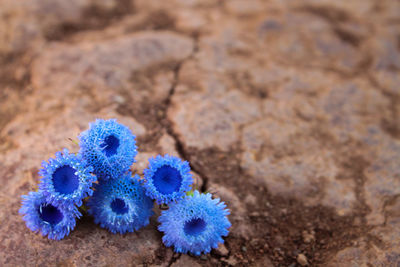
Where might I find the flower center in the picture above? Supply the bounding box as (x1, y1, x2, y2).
(52, 165, 79, 195)
(111, 198, 129, 215)
(39, 204, 64, 225)
(184, 218, 207, 236)
(153, 166, 182, 194)
(101, 135, 120, 156)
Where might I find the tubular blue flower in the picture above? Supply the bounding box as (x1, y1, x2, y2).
(19, 191, 81, 240)
(38, 149, 97, 208)
(143, 154, 193, 204)
(158, 190, 231, 255)
(78, 119, 137, 180)
(87, 173, 154, 234)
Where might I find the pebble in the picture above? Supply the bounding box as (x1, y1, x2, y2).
(297, 253, 308, 266)
(223, 256, 238, 266)
(112, 95, 125, 104)
(215, 244, 229, 257)
(302, 230, 315, 243)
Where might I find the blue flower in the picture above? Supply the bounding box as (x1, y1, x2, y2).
(38, 149, 96, 208)
(158, 190, 231, 255)
(87, 173, 154, 234)
(19, 191, 81, 240)
(78, 119, 137, 180)
(143, 154, 193, 204)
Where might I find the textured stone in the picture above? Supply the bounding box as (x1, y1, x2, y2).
(297, 254, 308, 266)
(364, 128, 400, 225)
(369, 26, 400, 97)
(0, 0, 133, 54)
(257, 13, 367, 74)
(215, 243, 229, 257)
(328, 197, 400, 266)
(0, 194, 161, 266)
(169, 69, 261, 151)
(31, 31, 194, 98)
(0, 0, 399, 266)
(131, 152, 158, 176)
(158, 133, 179, 157)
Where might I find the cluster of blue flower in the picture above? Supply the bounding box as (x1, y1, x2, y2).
(19, 119, 231, 255)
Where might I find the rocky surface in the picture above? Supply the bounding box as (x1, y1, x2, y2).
(0, 0, 399, 266)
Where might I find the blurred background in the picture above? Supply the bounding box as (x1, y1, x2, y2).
(0, 0, 399, 266)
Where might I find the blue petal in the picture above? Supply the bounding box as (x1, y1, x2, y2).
(19, 191, 80, 240)
(158, 190, 231, 255)
(87, 173, 154, 234)
(78, 119, 137, 180)
(38, 149, 96, 209)
(143, 154, 193, 204)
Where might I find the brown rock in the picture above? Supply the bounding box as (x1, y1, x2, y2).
(169, 85, 261, 151)
(215, 243, 229, 257)
(297, 254, 308, 266)
(364, 128, 400, 225)
(131, 152, 158, 176)
(302, 230, 315, 244)
(328, 197, 400, 266)
(1, 0, 400, 266)
(222, 256, 238, 266)
(369, 25, 400, 96)
(158, 133, 179, 156)
(256, 12, 367, 74)
(31, 31, 194, 95)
